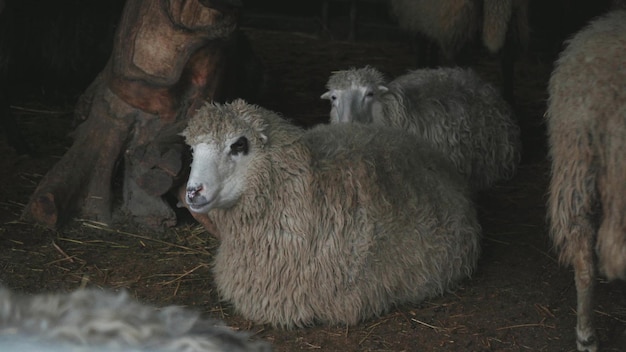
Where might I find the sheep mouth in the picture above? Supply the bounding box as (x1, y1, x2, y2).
(187, 198, 214, 213)
(188, 202, 212, 214)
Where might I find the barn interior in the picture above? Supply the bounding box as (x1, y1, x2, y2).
(1, 0, 625, 351)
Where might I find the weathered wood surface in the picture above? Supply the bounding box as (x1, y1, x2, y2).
(22, 0, 242, 230)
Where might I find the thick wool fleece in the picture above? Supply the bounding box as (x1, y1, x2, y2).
(324, 66, 521, 191)
(183, 99, 482, 328)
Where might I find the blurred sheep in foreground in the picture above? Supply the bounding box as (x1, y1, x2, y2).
(0, 285, 272, 352)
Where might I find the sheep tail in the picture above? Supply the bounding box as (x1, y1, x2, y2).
(482, 0, 529, 54)
(441, 0, 479, 61)
(482, 0, 512, 53)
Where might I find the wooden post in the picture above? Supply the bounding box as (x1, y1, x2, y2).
(22, 0, 241, 229)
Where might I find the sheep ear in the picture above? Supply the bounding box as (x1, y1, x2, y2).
(259, 133, 268, 146)
(378, 85, 389, 94)
(320, 91, 331, 100)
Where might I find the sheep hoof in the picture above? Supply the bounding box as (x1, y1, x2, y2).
(576, 331, 598, 352)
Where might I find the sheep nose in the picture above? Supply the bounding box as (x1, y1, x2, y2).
(186, 184, 203, 203)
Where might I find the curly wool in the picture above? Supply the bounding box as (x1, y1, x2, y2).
(547, 8, 626, 282)
(325, 66, 386, 90)
(0, 286, 272, 352)
(323, 66, 521, 191)
(183, 99, 482, 328)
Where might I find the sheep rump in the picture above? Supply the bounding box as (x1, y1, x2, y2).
(546, 9, 626, 352)
(388, 0, 529, 103)
(389, 0, 479, 63)
(0, 285, 272, 352)
(182, 99, 482, 328)
(388, 0, 529, 60)
(322, 66, 521, 191)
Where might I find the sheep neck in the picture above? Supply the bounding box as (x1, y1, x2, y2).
(210, 138, 314, 246)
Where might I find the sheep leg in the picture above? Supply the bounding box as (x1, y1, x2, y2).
(553, 173, 599, 352)
(548, 123, 599, 351)
(572, 242, 598, 352)
(596, 127, 626, 280)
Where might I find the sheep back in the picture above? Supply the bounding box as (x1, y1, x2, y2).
(547, 9, 626, 280)
(374, 67, 521, 191)
(203, 104, 482, 328)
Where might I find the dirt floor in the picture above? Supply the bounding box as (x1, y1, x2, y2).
(2, 10, 626, 352)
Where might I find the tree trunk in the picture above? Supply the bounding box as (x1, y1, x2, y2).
(22, 0, 241, 231)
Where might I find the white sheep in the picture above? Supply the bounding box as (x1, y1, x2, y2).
(388, 0, 530, 102)
(0, 285, 272, 352)
(321, 65, 521, 192)
(182, 99, 482, 328)
(546, 8, 626, 352)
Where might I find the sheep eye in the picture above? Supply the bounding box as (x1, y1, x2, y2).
(230, 136, 249, 156)
(365, 91, 374, 98)
(331, 95, 337, 101)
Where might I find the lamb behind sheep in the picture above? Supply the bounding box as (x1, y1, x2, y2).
(182, 99, 482, 328)
(321, 65, 521, 192)
(546, 8, 626, 352)
(0, 285, 272, 352)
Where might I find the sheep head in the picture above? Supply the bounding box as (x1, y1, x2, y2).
(321, 66, 389, 124)
(181, 99, 268, 214)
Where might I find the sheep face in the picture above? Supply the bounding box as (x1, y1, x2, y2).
(321, 85, 386, 123)
(185, 136, 251, 213)
(182, 100, 268, 214)
(321, 66, 388, 123)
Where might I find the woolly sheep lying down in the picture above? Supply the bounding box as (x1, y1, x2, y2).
(321, 65, 521, 191)
(546, 8, 626, 352)
(182, 99, 482, 328)
(0, 286, 272, 352)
